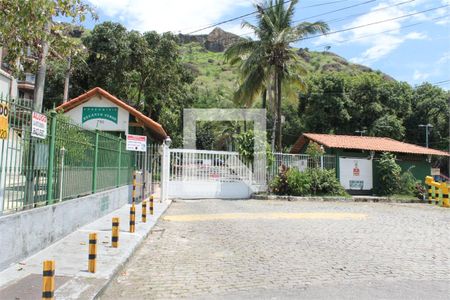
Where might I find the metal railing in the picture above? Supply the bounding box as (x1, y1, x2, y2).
(169, 149, 252, 183)
(0, 96, 136, 214)
(268, 153, 336, 181)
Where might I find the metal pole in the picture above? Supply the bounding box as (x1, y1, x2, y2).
(117, 138, 122, 187)
(425, 126, 429, 148)
(58, 147, 65, 202)
(142, 145, 147, 201)
(46, 111, 57, 204)
(92, 130, 99, 193)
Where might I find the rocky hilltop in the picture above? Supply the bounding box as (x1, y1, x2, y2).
(179, 27, 242, 52)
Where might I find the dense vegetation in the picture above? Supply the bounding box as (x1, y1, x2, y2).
(4, 0, 443, 170)
(271, 166, 347, 197)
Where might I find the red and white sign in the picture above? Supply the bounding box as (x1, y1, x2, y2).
(353, 163, 360, 176)
(126, 134, 147, 152)
(31, 112, 47, 139)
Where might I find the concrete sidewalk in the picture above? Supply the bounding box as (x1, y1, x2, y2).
(0, 199, 171, 300)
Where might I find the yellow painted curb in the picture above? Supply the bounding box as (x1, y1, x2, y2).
(163, 212, 367, 222)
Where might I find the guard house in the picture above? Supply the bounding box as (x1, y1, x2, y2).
(56, 87, 167, 142)
(291, 133, 450, 194)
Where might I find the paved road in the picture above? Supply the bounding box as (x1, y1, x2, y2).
(101, 200, 450, 299)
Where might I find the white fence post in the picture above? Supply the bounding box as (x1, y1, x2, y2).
(160, 142, 170, 202)
(0, 139, 5, 215)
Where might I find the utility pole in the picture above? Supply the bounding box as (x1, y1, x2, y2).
(419, 124, 433, 148)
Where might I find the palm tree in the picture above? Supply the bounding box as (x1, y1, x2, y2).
(225, 0, 329, 151)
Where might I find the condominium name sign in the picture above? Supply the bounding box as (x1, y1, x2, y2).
(126, 134, 147, 152)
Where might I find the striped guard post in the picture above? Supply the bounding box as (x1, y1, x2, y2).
(42, 260, 55, 300)
(112, 217, 119, 248)
(132, 171, 137, 204)
(431, 186, 436, 205)
(442, 184, 449, 208)
(142, 200, 147, 223)
(428, 185, 433, 204)
(88, 233, 97, 273)
(130, 204, 136, 233)
(150, 195, 154, 215)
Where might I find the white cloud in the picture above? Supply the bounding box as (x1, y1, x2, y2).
(413, 70, 430, 80)
(410, 51, 450, 83)
(88, 0, 252, 34)
(311, 0, 435, 64)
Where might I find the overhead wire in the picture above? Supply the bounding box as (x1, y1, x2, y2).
(311, 14, 450, 50)
(183, 0, 354, 35)
(291, 4, 449, 43)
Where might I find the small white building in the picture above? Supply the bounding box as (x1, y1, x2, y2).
(56, 87, 168, 141)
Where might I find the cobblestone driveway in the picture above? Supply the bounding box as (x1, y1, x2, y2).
(101, 200, 450, 299)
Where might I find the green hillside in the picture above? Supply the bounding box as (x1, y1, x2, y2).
(179, 40, 394, 99)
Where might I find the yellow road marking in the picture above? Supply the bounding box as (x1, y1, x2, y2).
(163, 212, 367, 222)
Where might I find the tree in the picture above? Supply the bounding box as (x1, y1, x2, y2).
(82, 22, 131, 99)
(405, 83, 449, 150)
(297, 72, 414, 139)
(377, 152, 401, 196)
(225, 0, 329, 151)
(0, 0, 94, 112)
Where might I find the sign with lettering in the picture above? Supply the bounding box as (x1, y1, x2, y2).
(349, 180, 364, 190)
(82, 107, 118, 124)
(339, 158, 373, 190)
(353, 162, 360, 176)
(126, 134, 147, 152)
(0, 102, 9, 139)
(31, 112, 47, 139)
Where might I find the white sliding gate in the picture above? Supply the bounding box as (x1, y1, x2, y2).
(166, 149, 256, 199)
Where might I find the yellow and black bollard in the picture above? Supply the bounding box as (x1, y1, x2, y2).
(132, 171, 137, 204)
(150, 195, 154, 215)
(112, 217, 119, 248)
(142, 200, 147, 223)
(442, 183, 449, 208)
(130, 203, 136, 233)
(428, 185, 434, 204)
(42, 260, 55, 300)
(88, 233, 97, 273)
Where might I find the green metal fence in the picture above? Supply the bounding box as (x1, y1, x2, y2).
(0, 96, 135, 215)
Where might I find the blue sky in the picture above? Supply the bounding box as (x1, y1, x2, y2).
(83, 0, 449, 89)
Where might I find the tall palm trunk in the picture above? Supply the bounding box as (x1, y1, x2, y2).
(270, 75, 277, 152)
(276, 72, 282, 151)
(262, 88, 267, 109)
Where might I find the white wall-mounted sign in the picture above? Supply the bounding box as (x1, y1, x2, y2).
(126, 134, 147, 152)
(31, 112, 47, 139)
(339, 157, 373, 190)
(64, 95, 129, 133)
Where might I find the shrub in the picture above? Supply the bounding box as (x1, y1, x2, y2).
(398, 169, 418, 196)
(271, 167, 346, 196)
(270, 165, 289, 195)
(377, 152, 401, 195)
(307, 168, 347, 196)
(286, 169, 311, 196)
(414, 183, 426, 200)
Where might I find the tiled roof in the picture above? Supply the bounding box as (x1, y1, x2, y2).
(56, 87, 168, 141)
(291, 133, 450, 157)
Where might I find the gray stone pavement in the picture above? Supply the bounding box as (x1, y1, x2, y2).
(0, 200, 171, 300)
(101, 200, 450, 299)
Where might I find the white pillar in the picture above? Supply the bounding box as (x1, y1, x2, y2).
(0, 139, 5, 215)
(160, 141, 170, 202)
